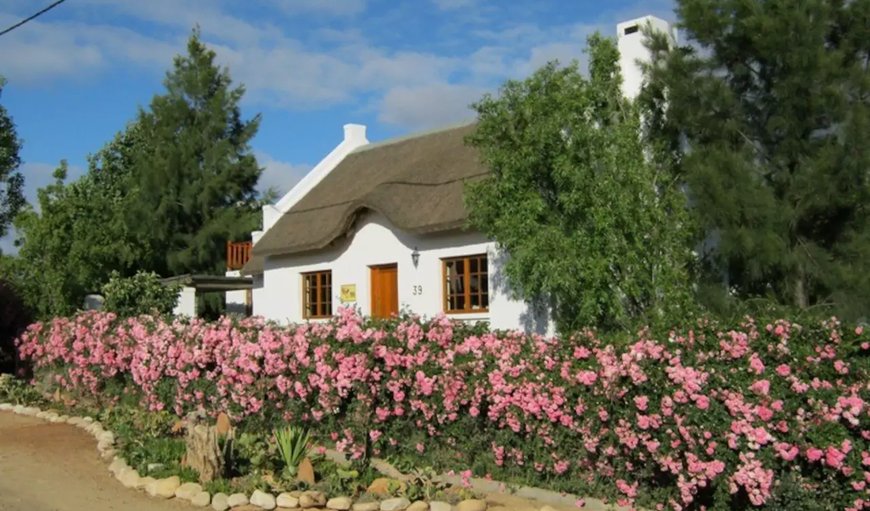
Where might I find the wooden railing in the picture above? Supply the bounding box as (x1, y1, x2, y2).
(226, 241, 252, 270)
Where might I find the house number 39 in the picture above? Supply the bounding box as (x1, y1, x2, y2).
(412, 285, 423, 295)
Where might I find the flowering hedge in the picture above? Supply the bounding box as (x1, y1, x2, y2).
(15, 308, 870, 510)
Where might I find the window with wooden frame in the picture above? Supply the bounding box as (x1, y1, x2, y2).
(302, 270, 332, 319)
(442, 254, 489, 313)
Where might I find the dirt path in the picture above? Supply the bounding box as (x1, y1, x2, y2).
(0, 410, 600, 511)
(0, 411, 189, 511)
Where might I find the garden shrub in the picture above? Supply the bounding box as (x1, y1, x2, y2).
(101, 270, 179, 317)
(14, 308, 869, 510)
(0, 278, 32, 374)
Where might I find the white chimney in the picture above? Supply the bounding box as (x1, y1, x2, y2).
(616, 15, 676, 100)
(343, 123, 368, 145)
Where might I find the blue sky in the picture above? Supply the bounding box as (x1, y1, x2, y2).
(0, 0, 675, 252)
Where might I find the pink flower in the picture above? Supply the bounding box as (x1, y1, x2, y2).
(807, 447, 824, 462)
(749, 353, 765, 374)
(694, 394, 710, 410)
(775, 364, 790, 377)
(749, 379, 770, 396)
(460, 469, 473, 488)
(634, 395, 649, 411)
(416, 443, 425, 453)
(825, 446, 846, 469)
(577, 370, 598, 386)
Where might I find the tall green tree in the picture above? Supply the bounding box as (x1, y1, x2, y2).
(125, 29, 262, 277)
(0, 77, 24, 243)
(10, 30, 265, 318)
(644, 0, 870, 319)
(9, 129, 146, 319)
(466, 34, 695, 333)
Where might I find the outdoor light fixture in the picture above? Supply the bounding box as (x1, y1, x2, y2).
(411, 247, 420, 268)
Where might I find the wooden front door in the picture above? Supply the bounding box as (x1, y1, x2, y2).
(370, 264, 398, 319)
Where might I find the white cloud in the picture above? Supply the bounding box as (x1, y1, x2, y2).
(0, 0, 677, 132)
(431, 0, 480, 10)
(269, 0, 366, 17)
(255, 151, 311, 198)
(0, 14, 180, 84)
(378, 83, 484, 130)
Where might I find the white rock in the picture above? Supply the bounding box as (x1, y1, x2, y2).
(100, 448, 116, 461)
(98, 431, 115, 443)
(12, 404, 24, 413)
(429, 502, 452, 511)
(118, 467, 141, 489)
(192, 491, 211, 507)
(352, 503, 380, 511)
(227, 493, 249, 508)
(108, 457, 128, 474)
(0, 403, 11, 411)
(455, 500, 486, 511)
(212, 493, 230, 511)
(176, 482, 204, 500)
(136, 476, 156, 490)
(276, 493, 299, 508)
(327, 496, 353, 510)
(407, 502, 428, 511)
(146, 476, 180, 498)
(251, 489, 276, 510)
(539, 506, 558, 511)
(380, 498, 411, 511)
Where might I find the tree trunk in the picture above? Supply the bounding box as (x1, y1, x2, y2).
(794, 264, 808, 309)
(183, 421, 222, 483)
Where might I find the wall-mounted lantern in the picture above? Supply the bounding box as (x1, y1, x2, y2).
(411, 247, 420, 268)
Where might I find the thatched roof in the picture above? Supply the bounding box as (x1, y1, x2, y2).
(243, 123, 487, 273)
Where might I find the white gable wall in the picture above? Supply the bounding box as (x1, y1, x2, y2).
(253, 211, 552, 334)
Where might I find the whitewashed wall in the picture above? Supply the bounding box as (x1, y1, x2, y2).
(253, 211, 553, 334)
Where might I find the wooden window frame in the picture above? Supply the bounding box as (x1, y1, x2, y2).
(442, 254, 489, 314)
(302, 270, 332, 319)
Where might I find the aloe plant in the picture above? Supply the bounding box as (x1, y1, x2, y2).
(274, 425, 311, 478)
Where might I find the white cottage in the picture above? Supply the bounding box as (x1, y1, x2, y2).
(231, 15, 675, 333)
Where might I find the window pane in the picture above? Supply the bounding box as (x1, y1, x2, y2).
(470, 275, 479, 294)
(481, 276, 488, 294)
(455, 294, 465, 311)
(481, 257, 488, 273)
(470, 258, 478, 273)
(452, 275, 464, 298)
(481, 293, 489, 309)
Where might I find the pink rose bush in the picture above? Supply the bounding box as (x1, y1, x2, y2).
(15, 308, 870, 510)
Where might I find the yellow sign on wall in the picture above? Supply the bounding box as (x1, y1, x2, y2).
(340, 284, 357, 303)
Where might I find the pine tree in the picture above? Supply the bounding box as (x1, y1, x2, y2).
(126, 29, 262, 277)
(466, 35, 695, 333)
(0, 77, 24, 243)
(644, 0, 870, 319)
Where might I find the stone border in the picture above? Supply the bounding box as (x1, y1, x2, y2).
(0, 402, 493, 511)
